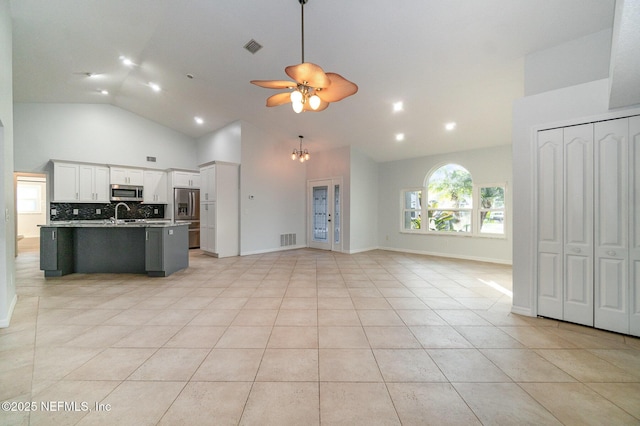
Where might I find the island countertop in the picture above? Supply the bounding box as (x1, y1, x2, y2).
(42, 220, 188, 228)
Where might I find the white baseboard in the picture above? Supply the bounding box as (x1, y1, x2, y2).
(377, 246, 512, 265)
(0, 294, 18, 328)
(240, 245, 307, 256)
(239, 244, 513, 266)
(347, 246, 379, 254)
(510, 305, 534, 317)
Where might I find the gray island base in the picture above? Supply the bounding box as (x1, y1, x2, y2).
(40, 223, 189, 277)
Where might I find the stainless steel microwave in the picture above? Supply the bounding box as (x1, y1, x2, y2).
(110, 184, 143, 202)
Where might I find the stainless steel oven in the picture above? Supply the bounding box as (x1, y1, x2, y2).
(110, 184, 144, 202)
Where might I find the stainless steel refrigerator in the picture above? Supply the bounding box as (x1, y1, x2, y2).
(174, 188, 200, 248)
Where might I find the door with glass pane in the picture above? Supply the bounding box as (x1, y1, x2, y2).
(308, 179, 342, 251)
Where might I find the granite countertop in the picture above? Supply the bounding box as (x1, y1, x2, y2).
(41, 220, 188, 228)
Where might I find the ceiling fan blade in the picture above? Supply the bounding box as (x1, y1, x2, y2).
(285, 63, 331, 88)
(251, 80, 297, 89)
(266, 92, 292, 107)
(316, 73, 358, 103)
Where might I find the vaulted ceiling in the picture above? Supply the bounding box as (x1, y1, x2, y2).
(10, 0, 617, 162)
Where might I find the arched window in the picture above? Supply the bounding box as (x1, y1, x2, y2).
(401, 163, 506, 236)
(426, 164, 473, 233)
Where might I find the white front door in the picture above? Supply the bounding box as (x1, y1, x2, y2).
(308, 179, 342, 251)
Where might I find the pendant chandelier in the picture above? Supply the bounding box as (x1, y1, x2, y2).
(291, 135, 310, 162)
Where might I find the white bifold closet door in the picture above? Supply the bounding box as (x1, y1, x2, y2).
(564, 124, 594, 325)
(537, 125, 594, 326)
(594, 119, 629, 333)
(537, 128, 564, 320)
(629, 116, 640, 336)
(538, 115, 640, 336)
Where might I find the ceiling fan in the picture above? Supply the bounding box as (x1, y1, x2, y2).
(250, 0, 358, 113)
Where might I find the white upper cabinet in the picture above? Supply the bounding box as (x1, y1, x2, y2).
(79, 164, 110, 202)
(143, 170, 168, 203)
(53, 162, 80, 202)
(200, 165, 216, 201)
(172, 170, 200, 188)
(110, 167, 144, 186)
(53, 161, 109, 203)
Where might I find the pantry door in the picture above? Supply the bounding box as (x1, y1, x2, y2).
(308, 179, 342, 251)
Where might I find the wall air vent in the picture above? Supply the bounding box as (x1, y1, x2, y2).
(280, 233, 296, 247)
(244, 39, 263, 54)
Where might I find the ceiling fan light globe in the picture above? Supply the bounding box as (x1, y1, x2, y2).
(290, 89, 303, 104)
(292, 101, 304, 113)
(309, 94, 321, 110)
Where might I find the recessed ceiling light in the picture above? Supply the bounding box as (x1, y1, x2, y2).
(393, 101, 404, 112)
(194, 117, 204, 125)
(149, 82, 161, 92)
(445, 122, 456, 131)
(99, 89, 109, 95)
(395, 133, 405, 142)
(119, 55, 134, 67)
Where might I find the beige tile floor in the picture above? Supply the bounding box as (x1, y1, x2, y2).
(2, 239, 640, 425)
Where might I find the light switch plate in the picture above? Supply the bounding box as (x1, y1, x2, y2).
(51, 208, 57, 215)
(73, 209, 79, 215)
(96, 208, 101, 214)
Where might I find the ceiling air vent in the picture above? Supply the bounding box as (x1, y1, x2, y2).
(244, 39, 263, 54)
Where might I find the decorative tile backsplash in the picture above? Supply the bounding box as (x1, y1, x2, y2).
(50, 202, 165, 222)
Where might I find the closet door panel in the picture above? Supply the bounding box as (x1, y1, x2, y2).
(630, 115, 640, 336)
(594, 118, 629, 334)
(563, 124, 594, 325)
(537, 128, 564, 319)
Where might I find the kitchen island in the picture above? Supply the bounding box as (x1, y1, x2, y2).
(39, 221, 189, 277)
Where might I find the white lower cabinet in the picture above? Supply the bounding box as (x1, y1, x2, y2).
(537, 115, 640, 336)
(199, 162, 239, 258)
(201, 202, 216, 253)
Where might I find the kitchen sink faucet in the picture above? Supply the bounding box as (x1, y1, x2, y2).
(114, 202, 130, 224)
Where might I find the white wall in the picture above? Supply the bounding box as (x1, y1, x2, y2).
(239, 121, 307, 255)
(349, 147, 379, 253)
(307, 146, 351, 252)
(13, 103, 198, 173)
(196, 121, 241, 165)
(525, 29, 611, 96)
(511, 78, 640, 315)
(0, 0, 16, 327)
(378, 145, 512, 264)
